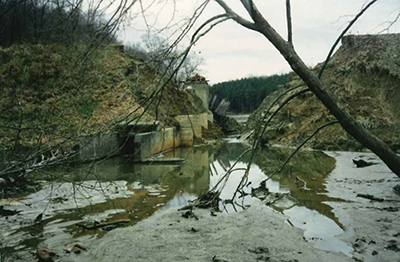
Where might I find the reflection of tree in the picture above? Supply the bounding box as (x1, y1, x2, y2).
(253, 147, 345, 228)
(214, 142, 251, 162)
(10, 147, 213, 254)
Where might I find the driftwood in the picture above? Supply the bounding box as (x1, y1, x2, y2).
(356, 193, 384, 202)
(181, 210, 199, 220)
(0, 206, 20, 216)
(77, 219, 130, 230)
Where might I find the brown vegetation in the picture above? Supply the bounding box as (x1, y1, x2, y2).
(248, 34, 400, 152)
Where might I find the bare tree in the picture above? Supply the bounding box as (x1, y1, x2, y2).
(202, 0, 400, 176)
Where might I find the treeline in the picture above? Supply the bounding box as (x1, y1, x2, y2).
(210, 74, 289, 113)
(0, 0, 116, 47)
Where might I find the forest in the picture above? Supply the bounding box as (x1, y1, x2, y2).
(210, 74, 289, 113)
(0, 0, 117, 47)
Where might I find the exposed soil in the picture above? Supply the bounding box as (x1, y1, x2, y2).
(247, 34, 400, 152)
(0, 44, 206, 154)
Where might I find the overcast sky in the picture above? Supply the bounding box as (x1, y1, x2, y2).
(118, 0, 400, 84)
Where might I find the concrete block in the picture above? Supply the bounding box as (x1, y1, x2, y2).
(79, 132, 122, 162)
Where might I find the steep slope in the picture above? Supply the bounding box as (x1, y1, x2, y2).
(0, 44, 205, 155)
(248, 34, 400, 152)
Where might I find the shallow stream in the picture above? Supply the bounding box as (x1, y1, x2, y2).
(0, 139, 354, 260)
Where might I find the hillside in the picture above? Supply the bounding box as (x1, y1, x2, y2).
(247, 34, 400, 152)
(210, 74, 289, 113)
(0, 44, 206, 158)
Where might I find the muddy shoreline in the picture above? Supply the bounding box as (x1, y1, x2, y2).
(56, 152, 400, 262)
(1, 148, 400, 262)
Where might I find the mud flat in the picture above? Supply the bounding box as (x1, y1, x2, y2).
(2, 146, 400, 262)
(58, 151, 400, 262)
(325, 151, 400, 262)
(60, 200, 351, 262)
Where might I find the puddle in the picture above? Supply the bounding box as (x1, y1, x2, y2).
(0, 140, 353, 260)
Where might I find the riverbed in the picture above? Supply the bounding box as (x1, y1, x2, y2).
(1, 139, 400, 261)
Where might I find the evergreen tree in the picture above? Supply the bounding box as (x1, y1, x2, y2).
(210, 74, 289, 113)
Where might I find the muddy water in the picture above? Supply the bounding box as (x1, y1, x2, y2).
(0, 139, 352, 260)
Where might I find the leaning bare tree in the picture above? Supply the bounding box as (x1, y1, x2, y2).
(113, 0, 400, 208)
(207, 0, 400, 176)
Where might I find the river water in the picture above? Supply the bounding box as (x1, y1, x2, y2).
(0, 139, 354, 260)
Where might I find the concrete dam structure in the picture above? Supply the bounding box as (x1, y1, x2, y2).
(78, 75, 213, 162)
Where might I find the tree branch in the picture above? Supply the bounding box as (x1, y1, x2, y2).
(230, 0, 400, 176)
(286, 0, 293, 47)
(230, 87, 310, 200)
(214, 0, 257, 31)
(263, 121, 339, 183)
(318, 0, 377, 78)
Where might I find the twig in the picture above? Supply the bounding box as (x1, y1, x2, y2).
(263, 121, 339, 183)
(318, 0, 378, 78)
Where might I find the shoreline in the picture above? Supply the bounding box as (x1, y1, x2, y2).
(2, 149, 400, 262)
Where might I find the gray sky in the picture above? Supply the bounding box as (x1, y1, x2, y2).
(119, 0, 400, 84)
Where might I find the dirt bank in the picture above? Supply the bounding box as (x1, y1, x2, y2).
(247, 34, 400, 152)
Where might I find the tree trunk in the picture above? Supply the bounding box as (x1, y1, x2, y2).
(251, 12, 400, 176)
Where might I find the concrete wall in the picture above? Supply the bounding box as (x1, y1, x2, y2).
(208, 112, 214, 123)
(187, 82, 209, 110)
(78, 126, 191, 162)
(78, 113, 211, 162)
(179, 127, 193, 147)
(79, 132, 122, 162)
(184, 80, 214, 126)
(175, 113, 208, 138)
(134, 127, 181, 160)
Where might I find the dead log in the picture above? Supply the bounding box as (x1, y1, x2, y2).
(356, 193, 384, 202)
(77, 219, 130, 230)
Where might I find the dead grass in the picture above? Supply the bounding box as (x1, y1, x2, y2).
(0, 44, 205, 154)
(248, 34, 400, 152)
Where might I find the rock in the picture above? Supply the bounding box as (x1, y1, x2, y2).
(251, 186, 270, 200)
(352, 159, 377, 168)
(65, 243, 87, 254)
(35, 213, 43, 223)
(386, 240, 400, 252)
(0, 205, 20, 216)
(264, 193, 297, 210)
(36, 249, 55, 262)
(212, 255, 230, 262)
(393, 185, 400, 196)
(189, 227, 198, 233)
(249, 247, 270, 254)
(256, 255, 271, 261)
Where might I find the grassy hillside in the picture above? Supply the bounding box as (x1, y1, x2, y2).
(0, 44, 205, 158)
(247, 34, 400, 152)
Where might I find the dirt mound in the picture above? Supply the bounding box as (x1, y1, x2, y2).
(248, 34, 400, 152)
(0, 44, 206, 156)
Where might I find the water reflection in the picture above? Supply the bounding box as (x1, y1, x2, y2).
(1, 140, 352, 259)
(252, 146, 347, 228)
